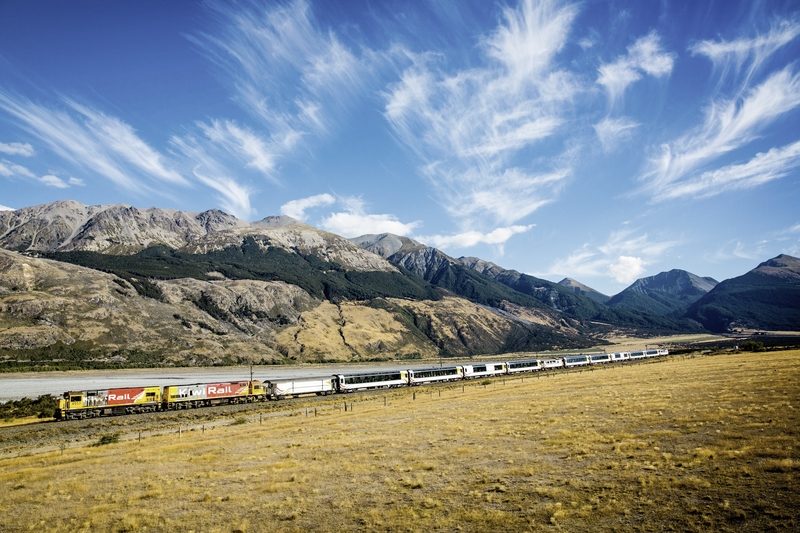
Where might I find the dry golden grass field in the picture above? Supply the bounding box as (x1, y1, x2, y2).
(1, 350, 798, 532)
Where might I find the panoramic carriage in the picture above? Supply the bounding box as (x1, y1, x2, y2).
(408, 366, 464, 385)
(563, 354, 592, 367)
(506, 359, 544, 373)
(462, 362, 507, 379)
(334, 370, 409, 392)
(588, 353, 613, 364)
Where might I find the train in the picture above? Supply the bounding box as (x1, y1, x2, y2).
(54, 348, 668, 420)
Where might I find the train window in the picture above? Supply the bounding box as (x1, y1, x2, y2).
(70, 396, 82, 403)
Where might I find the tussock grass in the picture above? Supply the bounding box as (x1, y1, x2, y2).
(0, 350, 798, 531)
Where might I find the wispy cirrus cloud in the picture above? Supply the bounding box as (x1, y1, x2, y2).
(593, 116, 639, 152)
(640, 66, 800, 201)
(690, 20, 800, 84)
(194, 0, 368, 138)
(545, 228, 679, 284)
(657, 139, 800, 200)
(170, 135, 255, 219)
(384, 0, 578, 229)
(638, 22, 800, 203)
(0, 91, 187, 193)
(597, 31, 675, 107)
(280, 193, 335, 221)
(0, 141, 34, 157)
(196, 119, 290, 182)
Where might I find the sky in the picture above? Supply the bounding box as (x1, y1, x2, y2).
(0, 0, 798, 295)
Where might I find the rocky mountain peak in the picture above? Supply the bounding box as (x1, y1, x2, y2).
(756, 254, 800, 278)
(626, 269, 718, 295)
(252, 215, 299, 229)
(350, 233, 420, 258)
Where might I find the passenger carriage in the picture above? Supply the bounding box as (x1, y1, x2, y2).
(541, 358, 565, 369)
(588, 353, 613, 364)
(563, 354, 591, 367)
(506, 359, 543, 373)
(611, 351, 631, 362)
(408, 366, 464, 385)
(334, 370, 409, 392)
(462, 362, 507, 379)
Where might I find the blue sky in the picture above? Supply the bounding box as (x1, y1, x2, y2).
(1, 0, 798, 295)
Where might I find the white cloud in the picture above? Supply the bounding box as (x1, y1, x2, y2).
(546, 228, 679, 286)
(0, 91, 186, 193)
(597, 31, 674, 107)
(318, 196, 419, 238)
(0, 141, 34, 157)
(690, 20, 800, 83)
(0, 159, 35, 178)
(38, 174, 69, 189)
(599, 32, 674, 99)
(384, 0, 580, 227)
(608, 255, 645, 284)
(593, 116, 639, 152)
(280, 193, 335, 221)
(415, 225, 534, 253)
(641, 67, 800, 200)
(0, 204, 14, 211)
(68, 177, 85, 187)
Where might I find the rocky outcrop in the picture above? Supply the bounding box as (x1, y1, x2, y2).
(0, 201, 396, 273)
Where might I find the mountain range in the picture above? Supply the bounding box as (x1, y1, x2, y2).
(0, 201, 797, 369)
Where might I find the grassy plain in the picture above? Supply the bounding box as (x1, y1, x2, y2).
(0, 350, 798, 532)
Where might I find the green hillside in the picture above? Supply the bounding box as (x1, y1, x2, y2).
(44, 237, 440, 303)
(686, 255, 800, 332)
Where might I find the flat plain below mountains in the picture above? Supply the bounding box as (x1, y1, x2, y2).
(0, 350, 797, 531)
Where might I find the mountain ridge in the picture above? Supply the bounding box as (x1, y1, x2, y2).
(607, 269, 718, 316)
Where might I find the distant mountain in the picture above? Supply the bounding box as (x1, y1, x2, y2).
(455, 256, 701, 330)
(352, 234, 555, 312)
(608, 269, 718, 316)
(353, 234, 696, 332)
(0, 200, 395, 272)
(558, 277, 610, 304)
(686, 254, 800, 332)
(0, 203, 598, 368)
